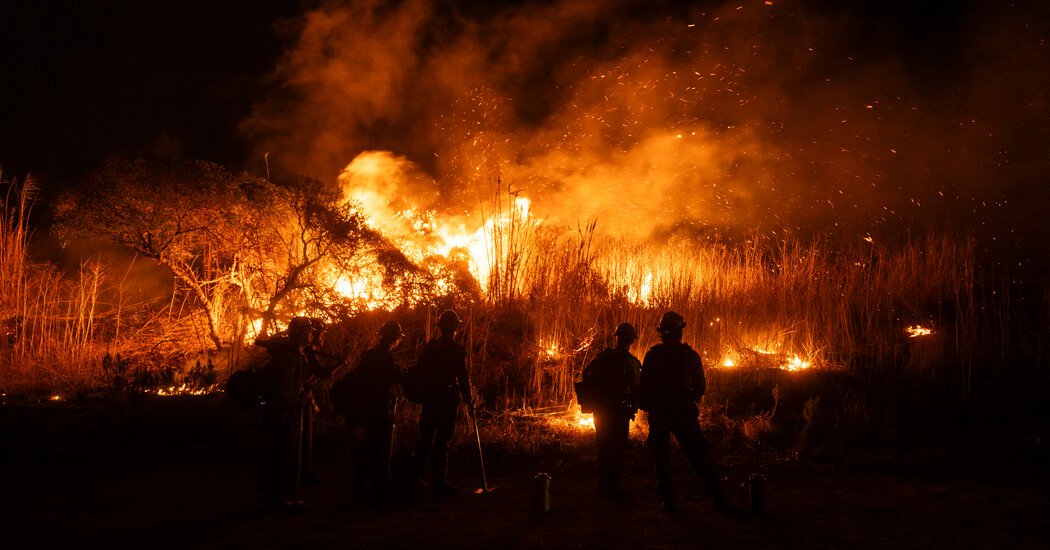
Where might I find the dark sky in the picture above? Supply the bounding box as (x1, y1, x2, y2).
(0, 0, 300, 180)
(0, 0, 1002, 181)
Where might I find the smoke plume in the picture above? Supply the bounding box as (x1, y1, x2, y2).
(243, 0, 1050, 247)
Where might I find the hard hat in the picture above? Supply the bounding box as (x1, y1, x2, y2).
(288, 316, 313, 336)
(309, 318, 327, 333)
(378, 320, 403, 338)
(437, 310, 463, 328)
(656, 311, 686, 333)
(613, 322, 638, 339)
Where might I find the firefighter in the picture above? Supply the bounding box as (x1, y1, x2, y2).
(255, 316, 313, 509)
(301, 318, 344, 484)
(412, 310, 473, 497)
(582, 322, 642, 499)
(639, 311, 726, 513)
(350, 320, 403, 504)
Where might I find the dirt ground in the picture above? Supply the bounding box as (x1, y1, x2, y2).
(2, 394, 1047, 549)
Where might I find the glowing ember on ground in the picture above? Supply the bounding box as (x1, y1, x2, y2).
(49, 394, 63, 401)
(906, 325, 933, 338)
(148, 384, 221, 397)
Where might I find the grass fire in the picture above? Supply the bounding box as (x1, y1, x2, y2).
(1, 1, 1047, 548)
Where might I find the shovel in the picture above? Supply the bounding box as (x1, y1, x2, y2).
(469, 405, 494, 494)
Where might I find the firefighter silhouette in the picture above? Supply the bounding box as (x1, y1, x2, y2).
(639, 311, 727, 513)
(350, 320, 404, 505)
(255, 316, 313, 508)
(580, 322, 641, 498)
(411, 310, 473, 497)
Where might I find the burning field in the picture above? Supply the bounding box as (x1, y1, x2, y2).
(0, 0, 1044, 446)
(0, 0, 1048, 546)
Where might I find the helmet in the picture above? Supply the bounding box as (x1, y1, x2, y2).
(437, 310, 463, 328)
(288, 316, 313, 336)
(378, 320, 403, 339)
(613, 322, 638, 339)
(309, 318, 327, 333)
(656, 311, 686, 333)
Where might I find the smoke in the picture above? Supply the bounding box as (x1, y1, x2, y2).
(243, 0, 1050, 245)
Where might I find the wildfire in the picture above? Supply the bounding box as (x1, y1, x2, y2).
(329, 151, 544, 305)
(712, 344, 814, 371)
(906, 325, 933, 338)
(627, 271, 654, 305)
(783, 354, 811, 371)
(148, 384, 221, 397)
(540, 338, 561, 360)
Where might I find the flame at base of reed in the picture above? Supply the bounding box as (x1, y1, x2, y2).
(147, 384, 222, 397)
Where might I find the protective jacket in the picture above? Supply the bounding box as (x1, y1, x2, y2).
(639, 342, 706, 418)
(413, 337, 471, 404)
(256, 337, 308, 407)
(353, 346, 402, 423)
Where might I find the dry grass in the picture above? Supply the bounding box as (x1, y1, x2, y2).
(1, 174, 1006, 416)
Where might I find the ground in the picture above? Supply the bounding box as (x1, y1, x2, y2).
(2, 394, 1046, 549)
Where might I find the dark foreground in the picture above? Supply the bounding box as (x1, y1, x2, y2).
(2, 394, 1047, 549)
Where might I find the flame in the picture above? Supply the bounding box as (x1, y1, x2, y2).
(577, 413, 595, 430)
(149, 384, 221, 396)
(722, 357, 736, 368)
(906, 325, 933, 338)
(540, 338, 561, 360)
(330, 150, 542, 303)
(627, 271, 654, 305)
(782, 354, 811, 371)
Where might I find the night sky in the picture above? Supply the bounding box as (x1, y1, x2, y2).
(0, 0, 1018, 179)
(0, 0, 299, 179)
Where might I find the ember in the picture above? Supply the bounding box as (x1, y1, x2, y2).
(906, 325, 933, 338)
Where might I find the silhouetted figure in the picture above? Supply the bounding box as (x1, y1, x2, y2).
(255, 316, 314, 509)
(639, 311, 726, 513)
(301, 318, 344, 484)
(350, 320, 403, 504)
(582, 322, 641, 499)
(412, 310, 473, 497)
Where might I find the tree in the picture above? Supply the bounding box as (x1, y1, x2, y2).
(54, 157, 384, 350)
(233, 176, 381, 337)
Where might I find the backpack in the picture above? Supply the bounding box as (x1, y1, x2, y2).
(575, 354, 606, 414)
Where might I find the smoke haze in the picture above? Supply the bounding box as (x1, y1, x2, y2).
(243, 0, 1050, 247)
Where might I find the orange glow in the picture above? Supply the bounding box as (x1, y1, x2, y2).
(782, 354, 811, 371)
(906, 325, 933, 338)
